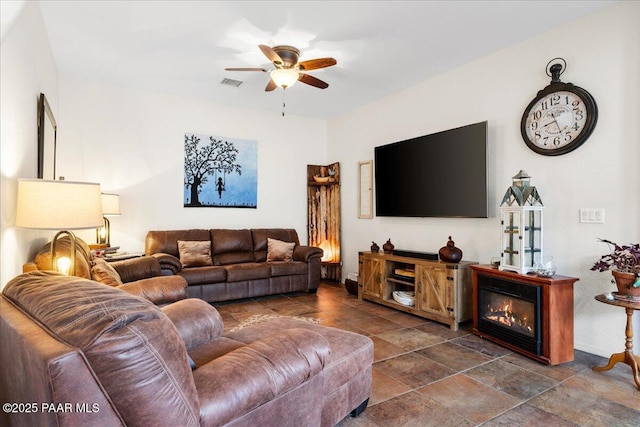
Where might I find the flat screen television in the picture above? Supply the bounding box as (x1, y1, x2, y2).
(374, 121, 488, 218)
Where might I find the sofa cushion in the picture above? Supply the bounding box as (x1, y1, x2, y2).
(178, 266, 227, 285)
(3, 271, 159, 350)
(178, 240, 213, 267)
(0, 295, 125, 426)
(213, 251, 255, 266)
(267, 238, 295, 262)
(187, 337, 246, 367)
(146, 229, 210, 258)
(252, 229, 300, 262)
(90, 258, 123, 287)
(194, 329, 329, 427)
(3, 271, 201, 426)
(225, 263, 271, 282)
(224, 316, 373, 401)
(210, 229, 254, 266)
(269, 261, 308, 277)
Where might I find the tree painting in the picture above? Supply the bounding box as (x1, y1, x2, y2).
(184, 133, 257, 208)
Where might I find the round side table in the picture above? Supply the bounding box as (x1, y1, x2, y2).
(592, 293, 640, 390)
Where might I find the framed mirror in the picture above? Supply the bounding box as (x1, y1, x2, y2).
(358, 160, 373, 219)
(37, 93, 57, 179)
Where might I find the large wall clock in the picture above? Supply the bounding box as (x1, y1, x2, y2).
(521, 59, 598, 156)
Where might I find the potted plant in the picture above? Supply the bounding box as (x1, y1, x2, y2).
(591, 238, 640, 296)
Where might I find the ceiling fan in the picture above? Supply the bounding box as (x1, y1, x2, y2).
(225, 44, 337, 91)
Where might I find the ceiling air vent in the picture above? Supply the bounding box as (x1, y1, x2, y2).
(220, 78, 243, 87)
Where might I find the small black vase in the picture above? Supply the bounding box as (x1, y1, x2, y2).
(371, 241, 380, 253)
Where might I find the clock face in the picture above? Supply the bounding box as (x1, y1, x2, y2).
(523, 90, 589, 153)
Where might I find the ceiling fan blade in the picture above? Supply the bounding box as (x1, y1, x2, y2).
(298, 73, 329, 89)
(298, 58, 337, 71)
(225, 67, 268, 72)
(265, 79, 277, 92)
(259, 45, 283, 66)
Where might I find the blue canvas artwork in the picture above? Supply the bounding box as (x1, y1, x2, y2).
(184, 133, 257, 208)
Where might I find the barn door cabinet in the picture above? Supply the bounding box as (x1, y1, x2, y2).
(358, 251, 477, 331)
(359, 254, 384, 298)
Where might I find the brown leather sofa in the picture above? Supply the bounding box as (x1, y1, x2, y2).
(23, 236, 188, 305)
(1, 272, 372, 427)
(145, 228, 323, 302)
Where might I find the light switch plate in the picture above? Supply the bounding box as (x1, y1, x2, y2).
(580, 208, 604, 223)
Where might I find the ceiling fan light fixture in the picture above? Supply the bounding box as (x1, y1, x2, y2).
(270, 68, 298, 89)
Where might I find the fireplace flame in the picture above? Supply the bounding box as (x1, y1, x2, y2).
(485, 299, 534, 335)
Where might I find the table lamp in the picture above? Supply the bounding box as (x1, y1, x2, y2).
(16, 179, 103, 276)
(96, 193, 121, 247)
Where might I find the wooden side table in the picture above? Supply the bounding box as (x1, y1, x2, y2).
(592, 293, 640, 390)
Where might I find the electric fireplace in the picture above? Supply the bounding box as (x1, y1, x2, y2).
(477, 275, 541, 356)
(471, 265, 579, 365)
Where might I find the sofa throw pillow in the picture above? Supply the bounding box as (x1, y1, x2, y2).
(91, 258, 124, 287)
(177, 240, 213, 267)
(267, 238, 295, 262)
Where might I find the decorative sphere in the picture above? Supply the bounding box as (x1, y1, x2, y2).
(439, 236, 462, 263)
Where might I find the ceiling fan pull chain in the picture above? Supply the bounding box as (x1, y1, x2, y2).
(282, 88, 286, 117)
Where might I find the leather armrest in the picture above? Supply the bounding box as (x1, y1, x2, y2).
(117, 275, 187, 305)
(162, 299, 224, 349)
(293, 246, 323, 263)
(151, 253, 182, 273)
(110, 256, 161, 283)
(194, 329, 330, 426)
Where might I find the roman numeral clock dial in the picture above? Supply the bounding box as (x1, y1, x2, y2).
(521, 59, 597, 156)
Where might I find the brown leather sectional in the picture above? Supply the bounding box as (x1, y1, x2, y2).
(1, 271, 372, 426)
(145, 228, 323, 302)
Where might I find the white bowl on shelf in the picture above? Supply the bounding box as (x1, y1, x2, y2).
(392, 291, 415, 306)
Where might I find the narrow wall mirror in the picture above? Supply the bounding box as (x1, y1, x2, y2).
(358, 160, 373, 219)
(37, 93, 57, 179)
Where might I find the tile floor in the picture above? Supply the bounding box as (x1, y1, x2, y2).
(215, 281, 640, 426)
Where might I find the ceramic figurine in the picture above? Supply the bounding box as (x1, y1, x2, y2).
(439, 236, 462, 263)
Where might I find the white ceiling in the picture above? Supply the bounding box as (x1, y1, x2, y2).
(37, 1, 616, 119)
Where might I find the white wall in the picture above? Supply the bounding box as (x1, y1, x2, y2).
(57, 78, 327, 251)
(2, 1, 637, 360)
(329, 1, 639, 358)
(0, 2, 58, 287)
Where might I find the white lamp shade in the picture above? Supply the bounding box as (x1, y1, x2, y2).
(16, 179, 104, 230)
(101, 193, 121, 216)
(270, 68, 299, 88)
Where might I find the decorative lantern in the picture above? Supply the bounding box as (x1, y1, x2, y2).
(499, 170, 544, 274)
